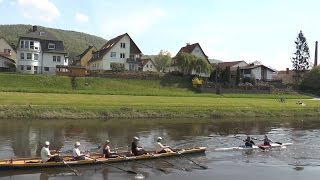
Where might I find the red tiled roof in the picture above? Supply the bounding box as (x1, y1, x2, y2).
(175, 43, 210, 64)
(89, 33, 142, 63)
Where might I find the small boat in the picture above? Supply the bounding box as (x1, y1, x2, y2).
(0, 147, 206, 169)
(214, 143, 293, 151)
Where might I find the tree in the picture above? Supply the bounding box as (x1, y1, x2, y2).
(176, 52, 212, 76)
(300, 66, 320, 95)
(220, 66, 231, 83)
(154, 50, 172, 72)
(235, 66, 241, 85)
(292, 30, 310, 82)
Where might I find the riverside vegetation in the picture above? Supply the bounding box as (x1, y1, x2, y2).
(0, 73, 319, 119)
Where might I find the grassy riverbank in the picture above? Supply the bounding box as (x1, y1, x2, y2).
(1, 92, 319, 119)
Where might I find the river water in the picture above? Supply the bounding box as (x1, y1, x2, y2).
(0, 118, 320, 180)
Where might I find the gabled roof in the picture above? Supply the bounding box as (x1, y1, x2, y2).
(89, 33, 142, 63)
(214, 61, 246, 69)
(240, 65, 276, 72)
(76, 45, 96, 60)
(176, 43, 209, 58)
(0, 54, 15, 64)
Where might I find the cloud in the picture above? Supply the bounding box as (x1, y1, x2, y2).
(98, 7, 166, 37)
(75, 12, 89, 23)
(17, 0, 60, 22)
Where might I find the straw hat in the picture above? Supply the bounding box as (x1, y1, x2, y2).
(45, 141, 50, 146)
(105, 140, 110, 144)
(75, 141, 81, 146)
(157, 137, 162, 141)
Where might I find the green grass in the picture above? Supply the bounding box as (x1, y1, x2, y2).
(0, 73, 311, 99)
(0, 92, 319, 119)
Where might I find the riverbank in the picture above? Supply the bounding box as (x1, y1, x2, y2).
(1, 92, 319, 119)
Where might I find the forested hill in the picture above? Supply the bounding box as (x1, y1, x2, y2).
(0, 24, 106, 59)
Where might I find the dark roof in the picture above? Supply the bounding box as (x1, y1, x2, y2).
(76, 45, 96, 59)
(89, 33, 142, 63)
(20, 28, 59, 41)
(0, 54, 15, 63)
(214, 61, 246, 69)
(240, 65, 276, 72)
(175, 43, 210, 64)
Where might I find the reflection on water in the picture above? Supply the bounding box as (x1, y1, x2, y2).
(1, 117, 320, 179)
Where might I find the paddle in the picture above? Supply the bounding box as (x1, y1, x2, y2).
(169, 148, 207, 169)
(62, 160, 81, 176)
(233, 136, 265, 150)
(94, 158, 138, 174)
(152, 154, 191, 171)
(274, 142, 283, 145)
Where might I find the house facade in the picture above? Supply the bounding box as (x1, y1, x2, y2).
(140, 59, 157, 72)
(240, 65, 275, 81)
(171, 43, 211, 77)
(88, 33, 142, 71)
(0, 37, 17, 61)
(0, 54, 15, 71)
(72, 45, 97, 70)
(16, 26, 68, 74)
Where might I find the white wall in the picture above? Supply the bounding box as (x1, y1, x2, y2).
(142, 61, 157, 72)
(232, 61, 248, 68)
(102, 35, 131, 70)
(266, 69, 274, 80)
(191, 46, 207, 60)
(42, 53, 68, 74)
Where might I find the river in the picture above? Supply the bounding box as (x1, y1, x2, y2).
(0, 117, 319, 180)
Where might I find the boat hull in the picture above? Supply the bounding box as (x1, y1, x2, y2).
(214, 143, 293, 151)
(0, 147, 206, 169)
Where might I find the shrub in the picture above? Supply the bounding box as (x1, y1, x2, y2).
(110, 63, 125, 72)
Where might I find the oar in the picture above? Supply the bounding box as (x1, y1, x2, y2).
(233, 136, 265, 150)
(118, 154, 167, 173)
(94, 158, 138, 174)
(62, 160, 81, 176)
(152, 154, 191, 171)
(169, 148, 207, 169)
(274, 142, 283, 145)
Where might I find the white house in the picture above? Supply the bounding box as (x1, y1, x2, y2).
(0, 54, 15, 71)
(16, 26, 68, 74)
(240, 65, 275, 81)
(171, 43, 211, 77)
(0, 37, 17, 62)
(140, 59, 157, 72)
(214, 60, 248, 71)
(88, 33, 142, 71)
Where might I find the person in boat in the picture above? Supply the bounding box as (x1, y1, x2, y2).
(73, 141, 90, 160)
(102, 140, 119, 158)
(41, 141, 63, 162)
(244, 136, 255, 148)
(131, 136, 148, 156)
(262, 135, 273, 146)
(155, 137, 173, 153)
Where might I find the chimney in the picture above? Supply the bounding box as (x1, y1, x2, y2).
(32, 25, 37, 32)
(315, 41, 318, 66)
(186, 43, 190, 46)
(286, 68, 289, 74)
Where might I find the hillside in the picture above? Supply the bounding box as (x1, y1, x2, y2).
(0, 24, 106, 59)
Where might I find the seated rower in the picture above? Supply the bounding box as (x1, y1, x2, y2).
(244, 136, 255, 148)
(103, 140, 119, 158)
(262, 135, 273, 146)
(73, 142, 90, 160)
(41, 141, 63, 162)
(155, 137, 173, 153)
(131, 137, 148, 156)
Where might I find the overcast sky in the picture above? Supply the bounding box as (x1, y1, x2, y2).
(1, 0, 319, 70)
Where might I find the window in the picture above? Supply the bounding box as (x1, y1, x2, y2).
(4, 49, 11, 54)
(27, 53, 32, 60)
(110, 52, 116, 58)
(25, 41, 29, 49)
(44, 67, 49, 71)
(146, 64, 149, 68)
(30, 41, 34, 49)
(57, 56, 61, 62)
(48, 43, 55, 49)
(120, 53, 125, 58)
(39, 32, 45, 36)
(20, 65, 24, 70)
(53, 56, 56, 62)
(64, 58, 67, 63)
(120, 43, 126, 48)
(34, 54, 39, 60)
(20, 53, 24, 59)
(26, 66, 31, 70)
(150, 65, 152, 68)
(243, 69, 251, 74)
(20, 41, 24, 48)
(34, 66, 38, 74)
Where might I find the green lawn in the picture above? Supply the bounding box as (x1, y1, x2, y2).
(1, 92, 319, 119)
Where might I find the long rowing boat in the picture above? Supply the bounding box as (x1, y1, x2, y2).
(0, 147, 206, 169)
(214, 143, 293, 151)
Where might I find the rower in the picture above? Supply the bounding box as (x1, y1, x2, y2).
(102, 140, 119, 158)
(244, 136, 255, 148)
(73, 142, 90, 160)
(40, 141, 63, 162)
(131, 137, 148, 156)
(155, 137, 173, 153)
(262, 135, 273, 146)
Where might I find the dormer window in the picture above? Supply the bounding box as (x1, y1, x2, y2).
(39, 32, 45, 36)
(48, 43, 55, 49)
